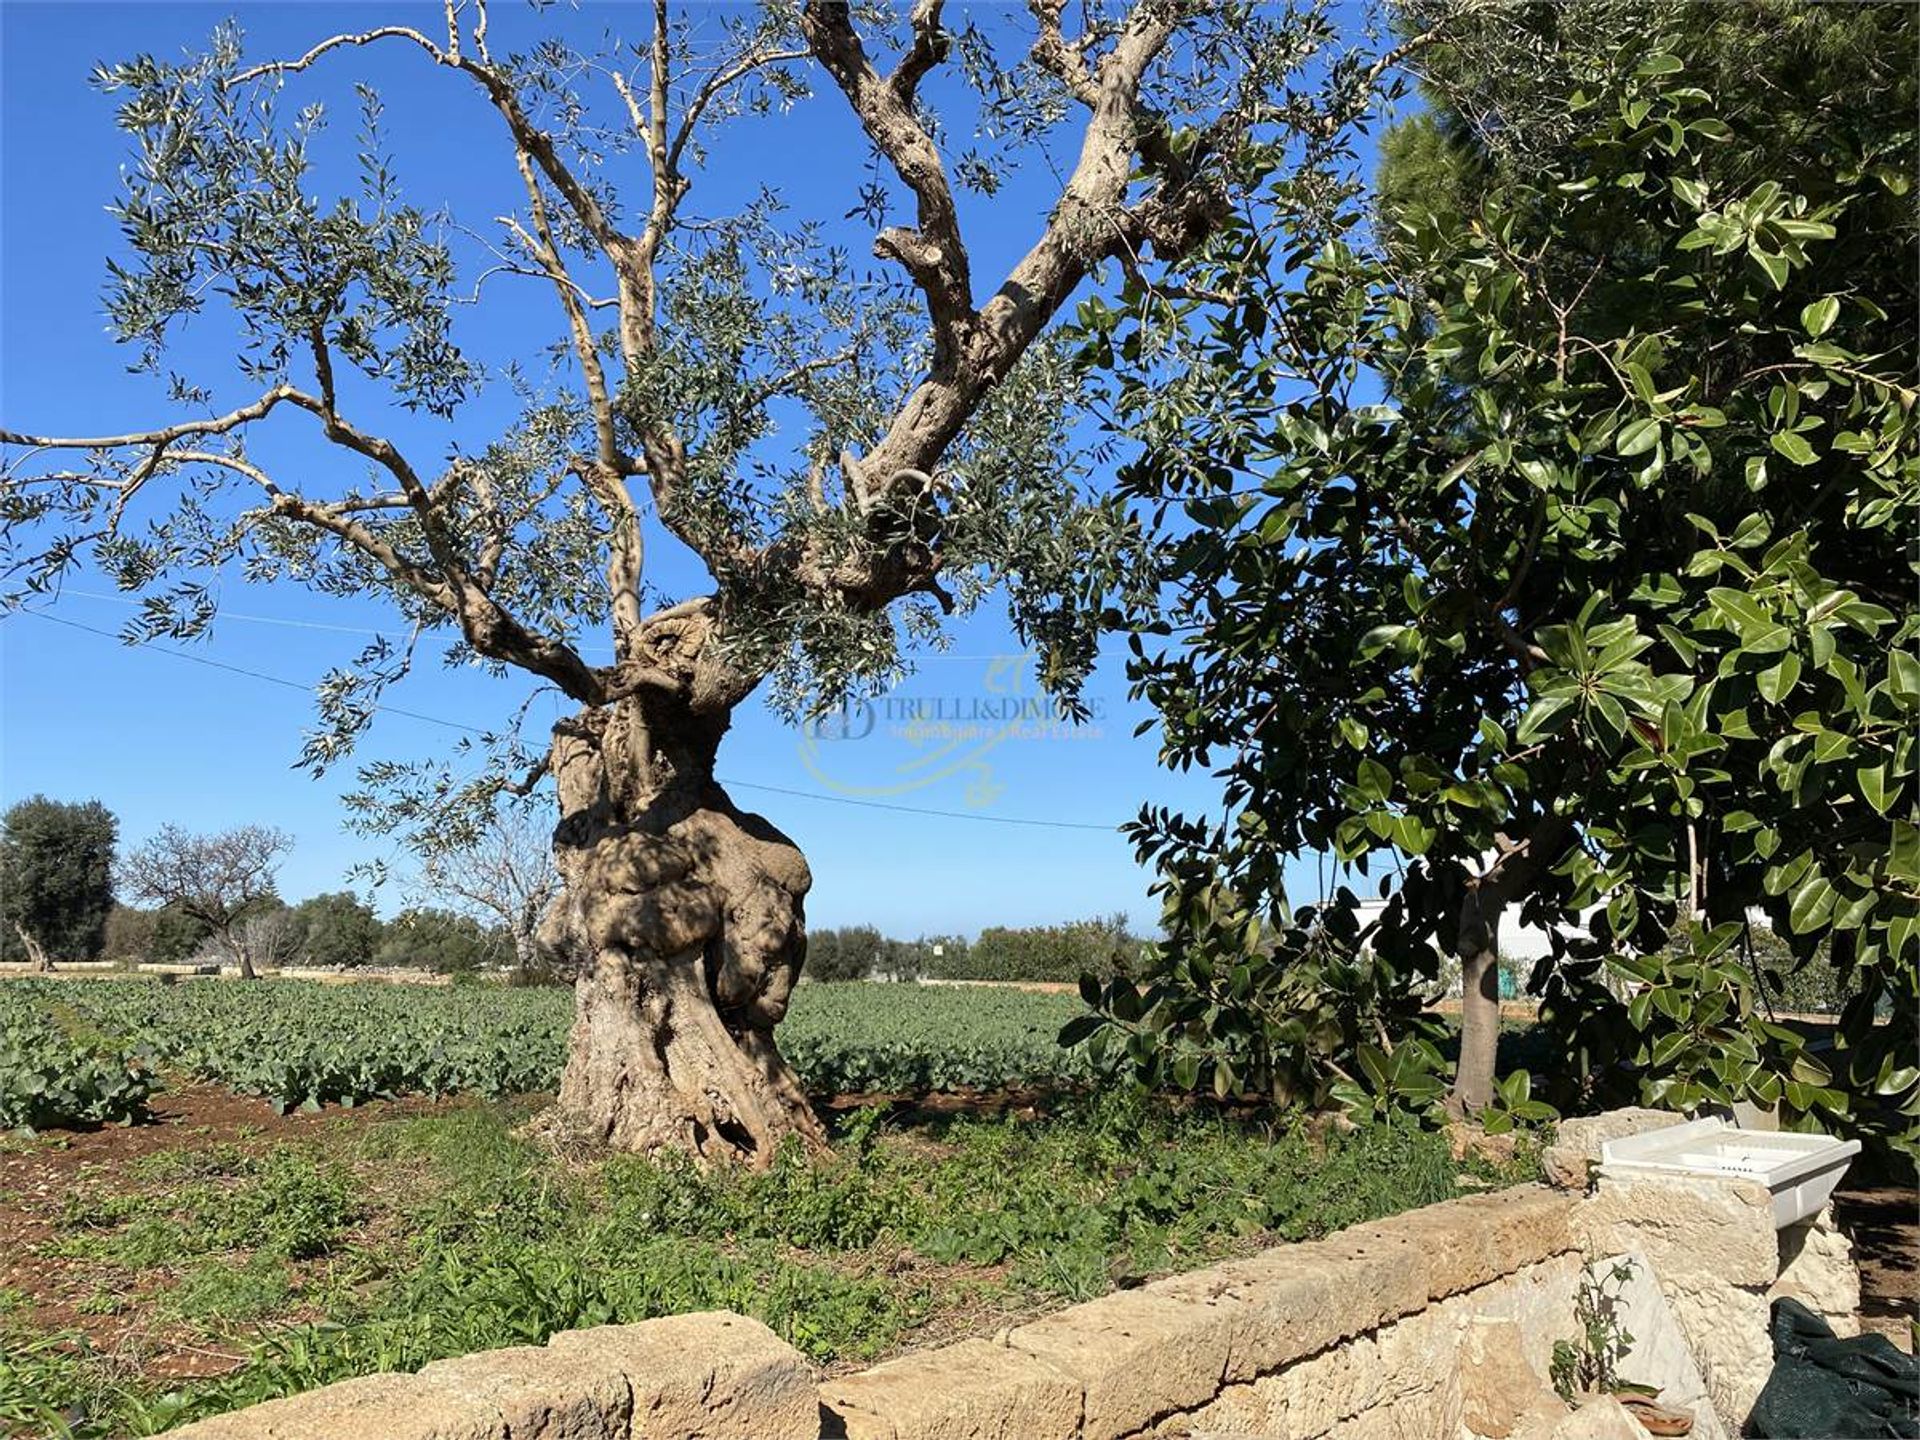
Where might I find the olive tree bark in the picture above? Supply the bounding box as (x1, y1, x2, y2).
(526, 0, 1234, 1162)
(542, 696, 825, 1158)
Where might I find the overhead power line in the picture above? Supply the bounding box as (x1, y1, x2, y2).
(718, 777, 1118, 831)
(18, 609, 477, 733)
(8, 609, 1123, 835)
(52, 589, 1034, 661)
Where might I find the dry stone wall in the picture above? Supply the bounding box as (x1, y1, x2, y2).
(161, 1114, 1861, 1440)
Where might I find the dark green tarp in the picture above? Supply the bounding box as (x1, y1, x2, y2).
(1749, 1297, 1918, 1439)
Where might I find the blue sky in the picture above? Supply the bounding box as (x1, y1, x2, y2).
(0, 1, 1361, 936)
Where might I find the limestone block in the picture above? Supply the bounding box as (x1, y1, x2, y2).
(1576, 1175, 1777, 1289)
(158, 1373, 507, 1440)
(1148, 1242, 1406, 1388)
(1459, 1317, 1555, 1439)
(1370, 1300, 1470, 1407)
(819, 1338, 1082, 1440)
(1148, 1190, 1577, 1395)
(546, 1313, 817, 1440)
(1661, 1276, 1772, 1432)
(1770, 1206, 1861, 1337)
(1599, 1252, 1726, 1440)
(1542, 1109, 1681, 1190)
(1318, 1370, 1462, 1440)
(1170, 1373, 1288, 1437)
(1144, 1252, 1336, 1387)
(1577, 1173, 1779, 1431)
(1370, 1188, 1576, 1305)
(1006, 1289, 1235, 1440)
(1454, 1253, 1583, 1380)
(417, 1343, 631, 1440)
(1267, 1335, 1384, 1436)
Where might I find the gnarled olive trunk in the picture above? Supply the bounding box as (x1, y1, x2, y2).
(543, 697, 824, 1164)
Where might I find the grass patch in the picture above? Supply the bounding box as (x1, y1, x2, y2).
(15, 1090, 1542, 1438)
(47, 1149, 360, 1270)
(164, 1253, 294, 1326)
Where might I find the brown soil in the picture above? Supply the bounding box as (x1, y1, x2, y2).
(1833, 1185, 1919, 1354)
(0, 1083, 451, 1380)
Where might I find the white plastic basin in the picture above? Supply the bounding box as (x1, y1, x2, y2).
(1600, 1117, 1860, 1229)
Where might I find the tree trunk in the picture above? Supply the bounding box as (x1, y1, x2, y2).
(510, 918, 541, 980)
(218, 929, 258, 980)
(543, 698, 826, 1165)
(1450, 890, 1501, 1116)
(15, 924, 51, 973)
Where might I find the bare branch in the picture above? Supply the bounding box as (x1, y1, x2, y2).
(891, 0, 950, 107)
(232, 26, 445, 84)
(1026, 0, 1100, 106)
(2, 386, 302, 453)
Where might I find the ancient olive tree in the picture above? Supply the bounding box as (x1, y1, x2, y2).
(0, 796, 118, 969)
(0, 0, 1380, 1160)
(120, 824, 294, 978)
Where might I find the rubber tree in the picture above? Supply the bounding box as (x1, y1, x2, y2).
(1074, 15, 1915, 1135)
(0, 0, 1415, 1162)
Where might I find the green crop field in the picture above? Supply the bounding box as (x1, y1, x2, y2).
(0, 978, 1092, 1128)
(0, 978, 1542, 1438)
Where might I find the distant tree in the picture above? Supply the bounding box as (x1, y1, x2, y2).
(805, 925, 881, 983)
(0, 796, 117, 969)
(875, 936, 925, 982)
(912, 933, 972, 978)
(235, 900, 304, 972)
(376, 906, 507, 974)
(150, 903, 216, 965)
(958, 915, 1137, 983)
(120, 824, 292, 979)
(414, 809, 558, 978)
(100, 903, 157, 965)
(803, 927, 843, 982)
(287, 891, 383, 968)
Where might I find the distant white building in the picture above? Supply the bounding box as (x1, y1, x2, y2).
(1349, 897, 1585, 962)
(1346, 896, 1590, 998)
